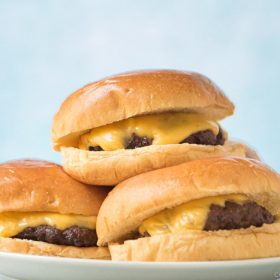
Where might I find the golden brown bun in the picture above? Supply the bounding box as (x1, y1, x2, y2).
(0, 160, 110, 215)
(228, 140, 261, 161)
(0, 237, 110, 259)
(244, 143, 261, 160)
(109, 223, 280, 261)
(61, 142, 246, 185)
(97, 157, 280, 246)
(52, 70, 234, 150)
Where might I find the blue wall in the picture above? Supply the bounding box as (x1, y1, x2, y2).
(0, 0, 279, 171)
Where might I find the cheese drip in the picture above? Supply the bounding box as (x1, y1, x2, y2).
(78, 112, 220, 151)
(139, 194, 248, 236)
(0, 212, 97, 238)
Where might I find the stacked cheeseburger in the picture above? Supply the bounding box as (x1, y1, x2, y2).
(0, 160, 111, 259)
(0, 70, 279, 261)
(52, 70, 251, 186)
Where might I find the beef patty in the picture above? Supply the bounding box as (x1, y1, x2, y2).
(88, 128, 224, 151)
(126, 133, 153, 149)
(204, 201, 275, 231)
(180, 128, 224, 146)
(13, 225, 97, 247)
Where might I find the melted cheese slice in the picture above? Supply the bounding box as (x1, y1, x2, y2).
(78, 112, 220, 151)
(0, 212, 97, 238)
(139, 195, 248, 236)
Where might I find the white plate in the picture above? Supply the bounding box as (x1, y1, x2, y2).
(0, 252, 280, 280)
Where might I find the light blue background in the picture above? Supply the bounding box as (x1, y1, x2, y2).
(0, 0, 279, 171)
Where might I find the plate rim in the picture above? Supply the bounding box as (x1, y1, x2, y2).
(0, 251, 279, 268)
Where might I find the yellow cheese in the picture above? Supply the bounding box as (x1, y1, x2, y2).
(78, 112, 220, 151)
(139, 194, 248, 236)
(0, 212, 96, 238)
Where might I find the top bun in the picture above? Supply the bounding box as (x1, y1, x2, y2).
(52, 70, 234, 150)
(0, 160, 109, 215)
(96, 157, 280, 245)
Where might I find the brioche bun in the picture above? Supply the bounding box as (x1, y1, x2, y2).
(96, 156, 280, 259)
(0, 237, 110, 259)
(109, 223, 280, 261)
(0, 159, 109, 215)
(52, 70, 234, 150)
(61, 142, 246, 185)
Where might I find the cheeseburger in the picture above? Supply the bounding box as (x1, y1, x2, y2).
(0, 160, 110, 259)
(97, 157, 280, 261)
(51, 70, 247, 185)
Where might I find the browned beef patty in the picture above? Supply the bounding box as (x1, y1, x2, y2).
(88, 129, 224, 151)
(180, 129, 224, 145)
(125, 133, 153, 149)
(204, 201, 275, 231)
(89, 146, 103, 151)
(13, 225, 97, 247)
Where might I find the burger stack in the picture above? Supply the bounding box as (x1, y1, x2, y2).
(0, 70, 280, 261)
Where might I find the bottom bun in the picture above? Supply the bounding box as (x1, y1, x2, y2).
(109, 223, 280, 261)
(0, 238, 110, 259)
(61, 141, 246, 185)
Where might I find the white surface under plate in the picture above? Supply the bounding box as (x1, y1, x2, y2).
(0, 252, 280, 280)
